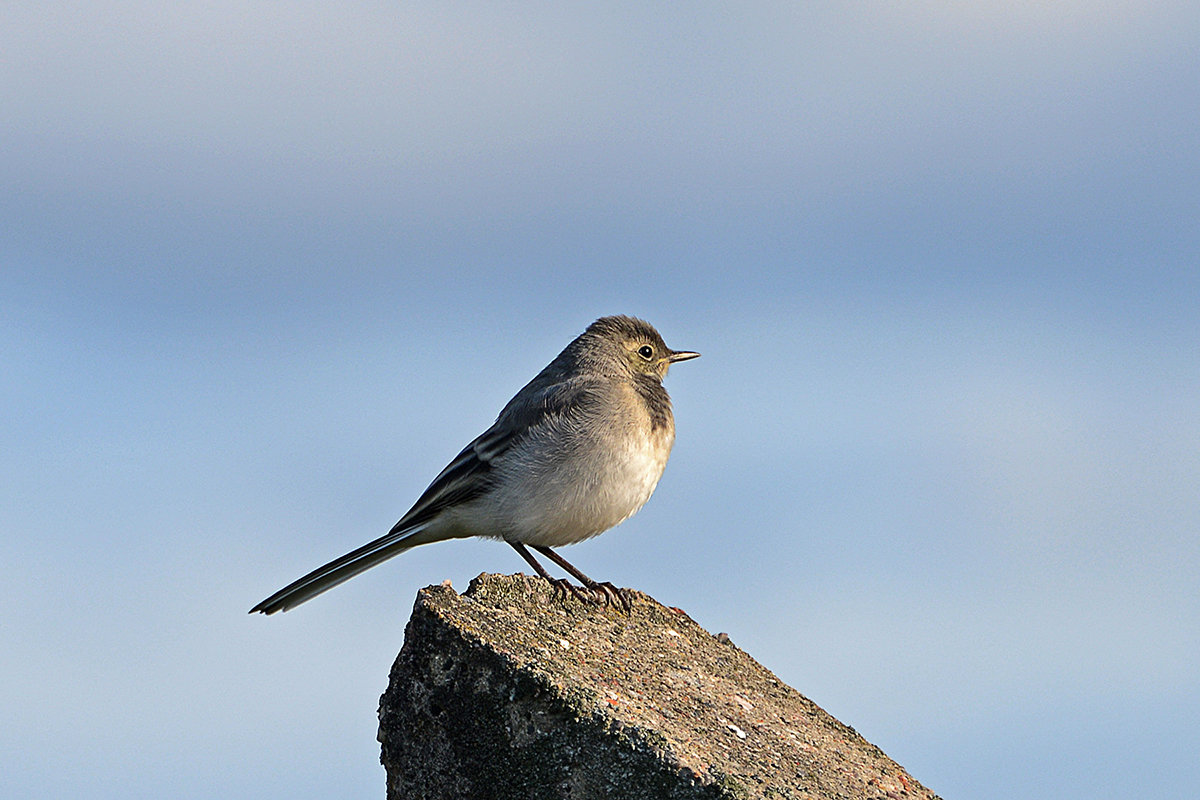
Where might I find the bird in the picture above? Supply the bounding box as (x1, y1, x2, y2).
(250, 315, 699, 614)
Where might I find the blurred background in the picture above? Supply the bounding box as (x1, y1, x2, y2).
(3, 3, 1197, 798)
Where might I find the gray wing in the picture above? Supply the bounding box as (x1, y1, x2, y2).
(389, 374, 600, 532)
(250, 376, 598, 614)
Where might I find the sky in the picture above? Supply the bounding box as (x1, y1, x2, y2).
(3, 2, 1198, 798)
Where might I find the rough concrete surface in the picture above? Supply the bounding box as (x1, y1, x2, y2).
(378, 573, 940, 800)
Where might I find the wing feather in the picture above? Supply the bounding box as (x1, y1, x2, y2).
(250, 375, 600, 614)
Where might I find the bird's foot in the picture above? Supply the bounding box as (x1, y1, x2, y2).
(544, 576, 630, 612)
(588, 581, 632, 612)
(548, 577, 596, 606)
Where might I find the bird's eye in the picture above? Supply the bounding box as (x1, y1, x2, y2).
(637, 345, 655, 360)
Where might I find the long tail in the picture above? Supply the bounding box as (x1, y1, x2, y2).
(250, 526, 440, 614)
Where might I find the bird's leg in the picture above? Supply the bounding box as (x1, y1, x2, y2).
(532, 545, 631, 612)
(508, 542, 596, 605)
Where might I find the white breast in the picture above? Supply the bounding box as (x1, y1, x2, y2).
(492, 420, 675, 548)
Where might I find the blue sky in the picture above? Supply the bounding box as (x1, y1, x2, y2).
(3, 3, 1198, 798)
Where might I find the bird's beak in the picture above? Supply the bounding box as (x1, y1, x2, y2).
(668, 350, 700, 363)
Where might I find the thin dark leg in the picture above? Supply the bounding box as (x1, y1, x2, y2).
(507, 542, 594, 605)
(532, 545, 631, 612)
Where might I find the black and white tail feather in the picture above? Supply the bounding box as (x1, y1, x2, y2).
(250, 378, 591, 614)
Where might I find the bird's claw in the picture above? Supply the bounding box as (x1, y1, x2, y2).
(546, 578, 630, 612)
(548, 578, 594, 606)
(592, 581, 631, 612)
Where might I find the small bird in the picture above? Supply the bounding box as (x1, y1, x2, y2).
(251, 315, 698, 614)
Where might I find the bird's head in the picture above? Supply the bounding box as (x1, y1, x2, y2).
(584, 315, 700, 381)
